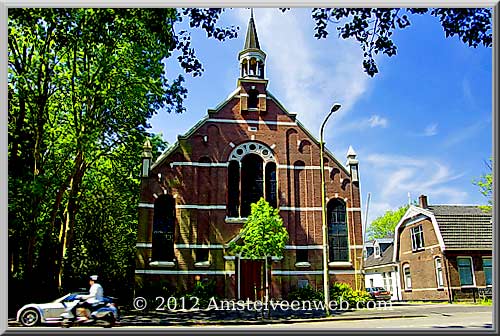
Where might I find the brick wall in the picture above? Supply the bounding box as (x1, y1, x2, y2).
(136, 80, 364, 299)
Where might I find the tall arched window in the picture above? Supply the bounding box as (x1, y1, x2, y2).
(227, 160, 240, 217)
(152, 194, 175, 262)
(327, 199, 348, 262)
(265, 162, 277, 208)
(227, 142, 277, 218)
(241, 154, 264, 217)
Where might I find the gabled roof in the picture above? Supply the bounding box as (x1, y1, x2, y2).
(393, 204, 492, 260)
(364, 244, 395, 268)
(427, 205, 492, 250)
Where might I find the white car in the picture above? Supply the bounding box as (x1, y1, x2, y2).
(16, 292, 84, 327)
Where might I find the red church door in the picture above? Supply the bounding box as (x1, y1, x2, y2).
(239, 259, 263, 300)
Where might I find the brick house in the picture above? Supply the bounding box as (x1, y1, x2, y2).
(393, 195, 492, 301)
(363, 239, 401, 301)
(135, 14, 364, 300)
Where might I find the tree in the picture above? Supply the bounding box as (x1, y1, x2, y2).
(367, 204, 409, 240)
(474, 158, 492, 212)
(8, 8, 237, 310)
(230, 198, 288, 305)
(281, 8, 492, 76)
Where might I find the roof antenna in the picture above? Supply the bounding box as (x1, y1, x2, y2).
(250, 8, 254, 19)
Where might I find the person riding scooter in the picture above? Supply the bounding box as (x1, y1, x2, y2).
(70, 275, 104, 321)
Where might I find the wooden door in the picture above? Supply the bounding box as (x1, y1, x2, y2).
(239, 259, 263, 300)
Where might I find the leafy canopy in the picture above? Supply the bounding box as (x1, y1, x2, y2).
(230, 198, 288, 259)
(281, 8, 492, 76)
(367, 204, 409, 240)
(474, 158, 492, 212)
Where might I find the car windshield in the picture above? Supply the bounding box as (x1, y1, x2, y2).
(373, 287, 386, 291)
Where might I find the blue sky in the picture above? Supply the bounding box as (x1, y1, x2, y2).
(148, 8, 492, 229)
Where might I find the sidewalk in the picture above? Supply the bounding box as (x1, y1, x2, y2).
(116, 303, 426, 326)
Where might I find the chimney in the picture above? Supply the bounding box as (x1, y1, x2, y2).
(419, 194, 428, 208)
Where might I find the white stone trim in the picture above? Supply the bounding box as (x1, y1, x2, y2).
(207, 118, 296, 127)
(280, 207, 323, 211)
(402, 243, 441, 254)
(136, 243, 152, 248)
(135, 270, 234, 275)
(176, 244, 224, 249)
(350, 245, 364, 249)
(177, 205, 226, 210)
(295, 262, 311, 268)
(149, 261, 175, 267)
(257, 94, 267, 98)
(138, 203, 154, 208)
(277, 164, 331, 171)
(170, 162, 229, 168)
(348, 208, 362, 212)
(271, 270, 362, 275)
(328, 262, 352, 267)
(285, 245, 323, 250)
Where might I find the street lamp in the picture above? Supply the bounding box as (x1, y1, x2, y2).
(320, 103, 341, 317)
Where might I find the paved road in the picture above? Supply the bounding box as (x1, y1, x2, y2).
(6, 303, 493, 331)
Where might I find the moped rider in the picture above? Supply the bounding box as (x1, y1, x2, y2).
(70, 275, 104, 321)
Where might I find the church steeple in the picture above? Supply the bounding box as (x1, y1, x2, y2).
(238, 9, 266, 79)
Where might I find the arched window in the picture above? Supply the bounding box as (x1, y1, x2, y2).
(265, 162, 277, 208)
(327, 199, 348, 262)
(403, 264, 412, 290)
(227, 160, 240, 217)
(152, 194, 175, 262)
(435, 257, 444, 288)
(227, 142, 277, 218)
(241, 153, 264, 217)
(248, 89, 259, 109)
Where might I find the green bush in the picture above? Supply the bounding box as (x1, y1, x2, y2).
(186, 279, 219, 309)
(330, 282, 372, 308)
(288, 284, 324, 302)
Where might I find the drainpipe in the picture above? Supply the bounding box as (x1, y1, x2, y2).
(444, 252, 453, 303)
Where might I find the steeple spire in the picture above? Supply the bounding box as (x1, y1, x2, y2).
(244, 8, 260, 50)
(238, 9, 266, 79)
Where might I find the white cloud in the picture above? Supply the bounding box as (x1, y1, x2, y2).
(368, 115, 388, 128)
(423, 123, 438, 136)
(233, 8, 369, 137)
(362, 153, 468, 226)
(442, 120, 487, 148)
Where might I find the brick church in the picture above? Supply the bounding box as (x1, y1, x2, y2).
(135, 13, 364, 300)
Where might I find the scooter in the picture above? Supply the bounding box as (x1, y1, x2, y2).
(60, 295, 119, 328)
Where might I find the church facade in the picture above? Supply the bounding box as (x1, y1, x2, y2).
(135, 14, 364, 300)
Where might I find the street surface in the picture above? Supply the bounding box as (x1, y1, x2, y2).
(7, 302, 493, 331)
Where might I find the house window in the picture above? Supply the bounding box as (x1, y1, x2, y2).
(327, 199, 349, 262)
(248, 89, 259, 109)
(296, 249, 308, 263)
(298, 279, 309, 289)
(483, 258, 492, 286)
(152, 194, 175, 262)
(369, 278, 374, 288)
(403, 264, 412, 290)
(411, 225, 424, 251)
(435, 257, 444, 288)
(196, 249, 209, 263)
(374, 245, 380, 258)
(457, 257, 474, 286)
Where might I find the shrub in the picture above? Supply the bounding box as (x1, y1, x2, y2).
(330, 282, 372, 308)
(186, 279, 219, 309)
(288, 284, 324, 302)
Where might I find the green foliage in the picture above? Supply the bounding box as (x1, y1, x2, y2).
(230, 198, 288, 259)
(288, 285, 324, 302)
(330, 282, 372, 308)
(186, 280, 219, 309)
(281, 8, 492, 76)
(7, 8, 236, 312)
(367, 205, 409, 240)
(473, 158, 492, 212)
